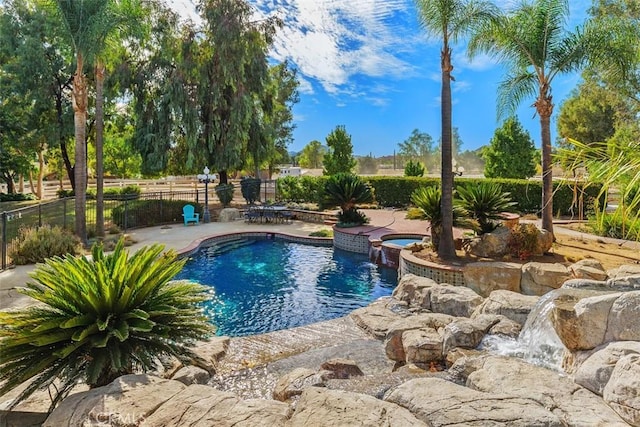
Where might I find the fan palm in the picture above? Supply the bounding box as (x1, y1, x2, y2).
(468, 0, 592, 238)
(414, 0, 497, 259)
(411, 186, 477, 251)
(457, 182, 517, 234)
(0, 239, 214, 410)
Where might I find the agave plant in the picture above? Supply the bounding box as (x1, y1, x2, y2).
(0, 239, 214, 410)
(323, 173, 374, 225)
(457, 182, 517, 234)
(410, 186, 477, 250)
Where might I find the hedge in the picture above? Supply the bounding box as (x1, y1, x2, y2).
(283, 175, 603, 217)
(112, 200, 200, 229)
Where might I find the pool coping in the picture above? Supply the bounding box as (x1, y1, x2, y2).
(177, 230, 333, 257)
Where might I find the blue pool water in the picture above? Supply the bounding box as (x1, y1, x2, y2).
(383, 238, 423, 247)
(175, 238, 397, 336)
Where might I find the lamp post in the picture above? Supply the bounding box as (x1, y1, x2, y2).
(197, 166, 215, 223)
(452, 159, 465, 177)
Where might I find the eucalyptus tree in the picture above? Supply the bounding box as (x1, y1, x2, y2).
(414, 0, 497, 259)
(174, 0, 281, 184)
(0, 0, 74, 194)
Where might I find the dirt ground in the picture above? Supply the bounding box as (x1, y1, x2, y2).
(413, 231, 640, 272)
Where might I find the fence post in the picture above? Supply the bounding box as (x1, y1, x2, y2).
(63, 198, 67, 229)
(1, 212, 6, 270)
(124, 199, 128, 231)
(159, 192, 164, 222)
(38, 203, 42, 228)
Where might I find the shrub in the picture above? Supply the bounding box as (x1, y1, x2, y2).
(240, 178, 261, 204)
(410, 186, 477, 250)
(368, 176, 438, 207)
(0, 239, 214, 410)
(404, 160, 426, 177)
(0, 193, 36, 202)
(507, 223, 540, 260)
(215, 183, 235, 207)
(589, 207, 640, 241)
(277, 176, 327, 204)
(323, 173, 374, 226)
(112, 200, 197, 228)
(457, 182, 517, 234)
(104, 185, 141, 199)
(9, 225, 81, 264)
(309, 229, 334, 237)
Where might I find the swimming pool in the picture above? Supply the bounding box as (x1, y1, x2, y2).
(175, 237, 397, 336)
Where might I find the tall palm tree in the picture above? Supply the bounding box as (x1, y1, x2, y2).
(51, 0, 114, 244)
(414, 0, 497, 260)
(468, 0, 589, 238)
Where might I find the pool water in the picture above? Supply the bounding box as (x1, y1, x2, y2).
(383, 238, 423, 247)
(175, 238, 397, 336)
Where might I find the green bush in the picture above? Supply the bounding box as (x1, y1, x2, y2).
(215, 183, 235, 207)
(404, 160, 426, 177)
(240, 178, 261, 204)
(0, 239, 214, 409)
(277, 176, 327, 204)
(507, 223, 541, 260)
(0, 193, 36, 202)
(457, 182, 517, 234)
(104, 185, 141, 198)
(56, 189, 96, 199)
(589, 208, 640, 241)
(112, 200, 198, 228)
(9, 225, 81, 265)
(323, 173, 374, 226)
(367, 176, 439, 207)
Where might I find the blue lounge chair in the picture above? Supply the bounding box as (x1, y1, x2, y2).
(182, 205, 200, 226)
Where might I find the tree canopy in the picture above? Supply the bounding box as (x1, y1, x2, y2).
(323, 125, 357, 176)
(483, 117, 536, 179)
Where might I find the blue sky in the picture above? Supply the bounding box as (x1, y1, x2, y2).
(169, 0, 591, 157)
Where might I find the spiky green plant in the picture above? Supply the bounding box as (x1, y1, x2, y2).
(410, 186, 477, 250)
(404, 160, 426, 177)
(457, 182, 517, 234)
(0, 239, 214, 410)
(323, 173, 374, 225)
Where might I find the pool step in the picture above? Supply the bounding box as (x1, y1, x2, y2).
(203, 238, 256, 256)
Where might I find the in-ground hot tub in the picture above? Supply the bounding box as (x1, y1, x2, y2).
(370, 234, 427, 269)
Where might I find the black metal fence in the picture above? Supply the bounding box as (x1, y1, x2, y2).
(1, 190, 204, 270)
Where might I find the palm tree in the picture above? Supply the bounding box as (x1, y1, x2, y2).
(51, 0, 116, 244)
(468, 0, 591, 238)
(414, 0, 497, 260)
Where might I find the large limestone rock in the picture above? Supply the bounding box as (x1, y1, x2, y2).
(472, 290, 539, 326)
(552, 290, 640, 351)
(143, 384, 291, 426)
(191, 336, 230, 374)
(467, 226, 511, 258)
(44, 375, 185, 427)
(562, 278, 609, 291)
(605, 291, 640, 342)
(171, 366, 210, 385)
(383, 313, 455, 362)
(603, 353, 640, 426)
(350, 298, 409, 339)
(465, 356, 629, 426)
(535, 228, 554, 255)
(385, 377, 562, 426)
(608, 264, 640, 279)
(402, 328, 444, 364)
(552, 292, 619, 351)
(607, 275, 640, 292)
(442, 318, 490, 355)
(429, 284, 484, 317)
(392, 275, 483, 317)
(320, 358, 364, 379)
(272, 368, 325, 401)
(218, 207, 241, 222)
(288, 387, 427, 426)
(521, 262, 571, 296)
(574, 341, 640, 396)
(569, 259, 608, 281)
(464, 262, 522, 297)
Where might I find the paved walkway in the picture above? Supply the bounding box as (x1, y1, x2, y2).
(1, 210, 638, 311)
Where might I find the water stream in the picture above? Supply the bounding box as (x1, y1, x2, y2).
(479, 289, 569, 371)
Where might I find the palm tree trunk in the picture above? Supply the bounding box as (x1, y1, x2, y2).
(73, 53, 88, 245)
(536, 89, 555, 238)
(95, 61, 105, 237)
(438, 46, 456, 260)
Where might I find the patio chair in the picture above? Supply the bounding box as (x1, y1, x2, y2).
(182, 204, 200, 226)
(244, 206, 261, 223)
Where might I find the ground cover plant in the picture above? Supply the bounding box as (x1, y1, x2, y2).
(0, 239, 214, 410)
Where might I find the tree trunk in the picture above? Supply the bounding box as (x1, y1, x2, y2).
(73, 53, 88, 245)
(95, 61, 105, 237)
(37, 149, 45, 199)
(56, 85, 74, 189)
(438, 46, 456, 260)
(536, 87, 555, 239)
